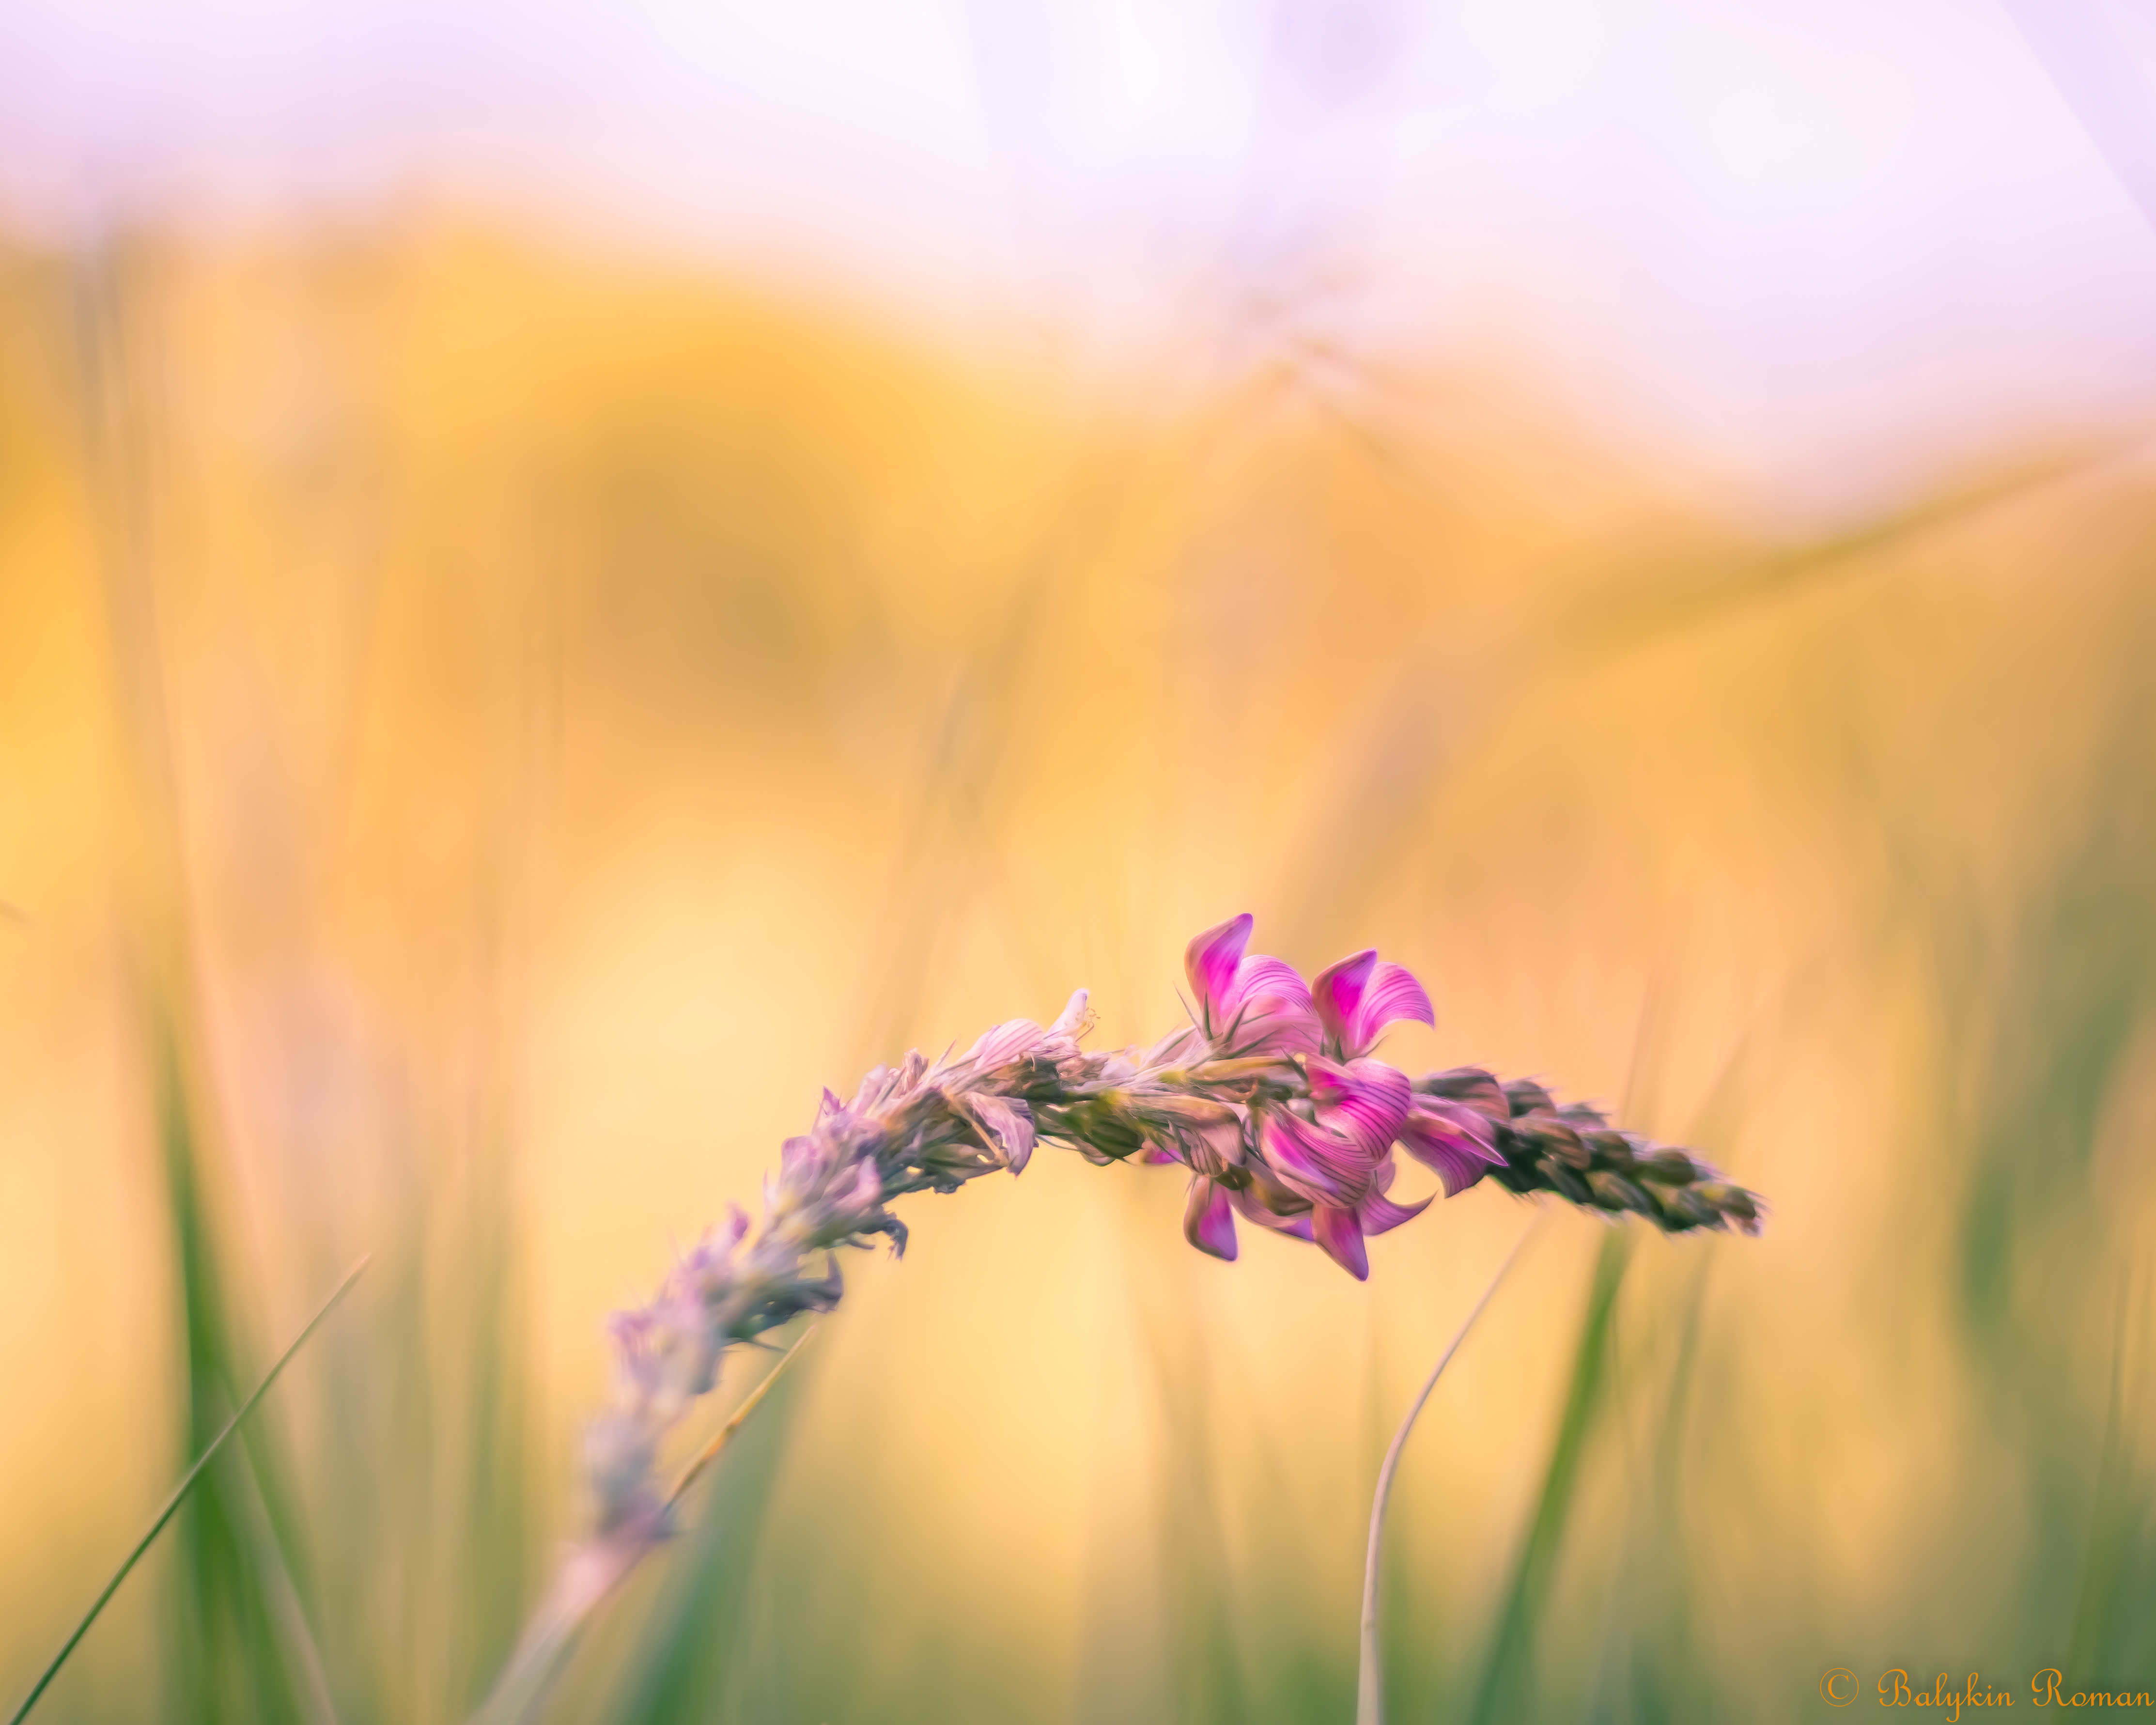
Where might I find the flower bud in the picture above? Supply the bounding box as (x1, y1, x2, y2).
(1516, 1114, 1593, 1168)
(1653, 1185, 1719, 1229)
(1694, 1181, 1763, 1232)
(1586, 1169, 1656, 1216)
(1415, 1066, 1510, 1120)
(1539, 1157, 1595, 1205)
(1504, 1078, 1556, 1117)
(1636, 1148, 1701, 1185)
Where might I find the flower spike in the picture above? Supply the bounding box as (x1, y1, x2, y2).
(483, 916, 1766, 1722)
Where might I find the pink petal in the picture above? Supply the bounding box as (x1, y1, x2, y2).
(966, 1019, 1045, 1068)
(1399, 1101, 1504, 1197)
(961, 1093, 1037, 1174)
(1357, 1184, 1432, 1237)
(1346, 961, 1436, 1058)
(1306, 1057, 1412, 1155)
(1183, 1178, 1240, 1260)
(1220, 953, 1321, 1056)
(1311, 1203, 1371, 1280)
(1185, 915, 1254, 1035)
(1153, 1097, 1245, 1177)
(1229, 1183, 1317, 1241)
(1141, 1144, 1185, 1166)
(1262, 1109, 1370, 1208)
(1309, 949, 1377, 1055)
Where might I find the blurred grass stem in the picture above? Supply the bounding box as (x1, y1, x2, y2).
(3, 1255, 369, 1725)
(470, 1325, 818, 1725)
(1357, 1217, 1540, 1725)
(668, 1324, 818, 1507)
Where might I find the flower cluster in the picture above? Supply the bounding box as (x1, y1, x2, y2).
(1120, 915, 1760, 1277)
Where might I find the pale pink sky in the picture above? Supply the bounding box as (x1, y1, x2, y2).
(4, 0, 2155, 517)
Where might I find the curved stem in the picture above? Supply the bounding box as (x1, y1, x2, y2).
(1356, 1218, 1539, 1725)
(5, 1255, 369, 1725)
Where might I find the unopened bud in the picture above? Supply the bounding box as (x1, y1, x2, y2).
(1418, 1067, 1509, 1119)
(1586, 1169, 1656, 1216)
(1636, 1148, 1700, 1185)
(1504, 1079, 1555, 1117)
(1654, 1185, 1719, 1229)
(1539, 1157, 1595, 1205)
(1694, 1181, 1763, 1232)
(1518, 1115, 1593, 1168)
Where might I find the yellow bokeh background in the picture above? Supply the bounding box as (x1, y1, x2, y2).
(1, 228, 2151, 1722)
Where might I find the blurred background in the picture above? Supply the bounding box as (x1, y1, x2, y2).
(3, 2, 2155, 1720)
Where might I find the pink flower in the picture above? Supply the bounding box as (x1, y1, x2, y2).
(1309, 948, 1434, 1060)
(1184, 914, 1321, 1056)
(1260, 1057, 1429, 1279)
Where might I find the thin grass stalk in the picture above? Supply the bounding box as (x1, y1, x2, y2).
(4, 1257, 370, 1725)
(220, 1433, 342, 1725)
(466, 1326, 818, 1725)
(667, 1325, 819, 1506)
(608, 1336, 814, 1725)
(1356, 1217, 1540, 1725)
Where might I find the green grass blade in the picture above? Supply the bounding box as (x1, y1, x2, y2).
(1461, 1228, 1632, 1725)
(605, 1340, 812, 1725)
(4, 1257, 369, 1725)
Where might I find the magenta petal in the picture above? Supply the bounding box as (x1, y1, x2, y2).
(1221, 953, 1320, 1055)
(1185, 915, 1254, 1035)
(1346, 961, 1436, 1057)
(1184, 1178, 1240, 1260)
(1357, 1186, 1431, 1237)
(1400, 1102, 1504, 1197)
(1310, 949, 1377, 1056)
(1231, 954, 1316, 1018)
(1311, 1204, 1371, 1280)
(1262, 1110, 1367, 1207)
(1306, 1057, 1412, 1155)
(1142, 1143, 1185, 1166)
(1423, 1143, 1493, 1197)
